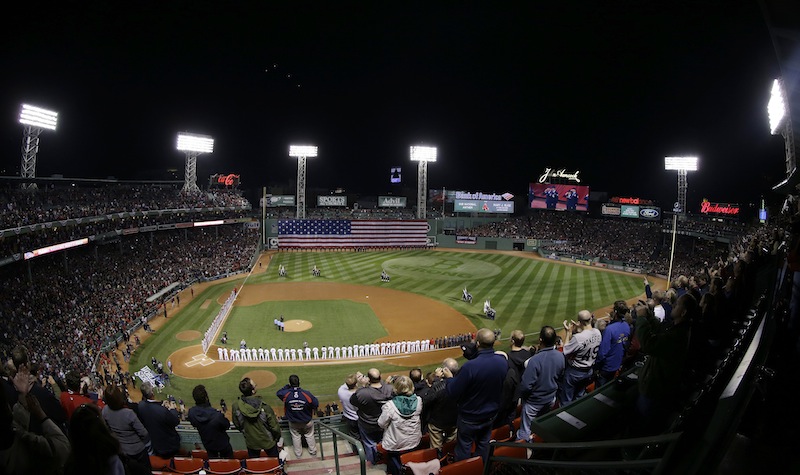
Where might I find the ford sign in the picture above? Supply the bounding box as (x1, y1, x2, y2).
(639, 208, 660, 219)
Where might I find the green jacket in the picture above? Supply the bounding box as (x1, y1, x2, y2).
(231, 395, 281, 451)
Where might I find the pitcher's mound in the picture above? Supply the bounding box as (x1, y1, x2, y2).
(284, 320, 312, 332)
(243, 370, 277, 389)
(176, 330, 202, 341)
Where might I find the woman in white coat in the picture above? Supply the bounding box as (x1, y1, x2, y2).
(378, 375, 423, 475)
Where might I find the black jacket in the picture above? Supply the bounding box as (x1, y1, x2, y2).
(188, 403, 232, 453)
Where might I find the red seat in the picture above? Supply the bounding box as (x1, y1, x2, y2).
(207, 458, 243, 475)
(172, 457, 206, 474)
(438, 456, 483, 475)
(415, 433, 431, 450)
(149, 455, 172, 471)
(441, 439, 457, 457)
(191, 449, 209, 460)
(242, 457, 282, 474)
(493, 444, 528, 459)
(490, 425, 512, 443)
(233, 450, 250, 460)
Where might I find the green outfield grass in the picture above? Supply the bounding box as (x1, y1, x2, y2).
(129, 250, 645, 410)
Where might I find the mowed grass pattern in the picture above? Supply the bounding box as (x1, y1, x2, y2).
(130, 250, 645, 407)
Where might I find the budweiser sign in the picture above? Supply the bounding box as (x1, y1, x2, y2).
(700, 201, 740, 215)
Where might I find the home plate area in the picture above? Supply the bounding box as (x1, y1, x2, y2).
(185, 353, 215, 367)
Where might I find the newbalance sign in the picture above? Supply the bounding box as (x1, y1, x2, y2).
(317, 195, 347, 206)
(639, 207, 660, 219)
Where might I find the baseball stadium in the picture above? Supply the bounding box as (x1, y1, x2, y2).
(3, 3, 800, 475)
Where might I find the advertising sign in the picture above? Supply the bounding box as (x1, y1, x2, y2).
(454, 200, 515, 213)
(538, 168, 581, 183)
(529, 183, 590, 211)
(601, 204, 621, 216)
(699, 201, 740, 216)
(265, 195, 296, 207)
(620, 205, 640, 218)
(378, 196, 407, 208)
(639, 207, 661, 220)
(317, 195, 347, 207)
(390, 167, 401, 184)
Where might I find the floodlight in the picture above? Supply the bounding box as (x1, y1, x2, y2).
(410, 145, 437, 162)
(664, 156, 698, 171)
(289, 145, 318, 157)
(769, 78, 787, 135)
(19, 104, 58, 130)
(177, 133, 214, 153)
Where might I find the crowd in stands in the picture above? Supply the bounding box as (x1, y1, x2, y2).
(0, 225, 259, 383)
(0, 185, 250, 231)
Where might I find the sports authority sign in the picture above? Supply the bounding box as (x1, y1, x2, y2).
(317, 195, 347, 207)
(378, 196, 407, 208)
(700, 201, 740, 215)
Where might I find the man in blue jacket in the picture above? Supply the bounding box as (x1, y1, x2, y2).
(277, 375, 319, 458)
(517, 326, 566, 442)
(188, 385, 233, 459)
(137, 381, 181, 459)
(443, 328, 507, 464)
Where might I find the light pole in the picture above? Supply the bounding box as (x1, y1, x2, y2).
(410, 145, 437, 219)
(19, 104, 58, 190)
(664, 156, 698, 283)
(289, 145, 318, 219)
(177, 132, 214, 193)
(769, 78, 794, 184)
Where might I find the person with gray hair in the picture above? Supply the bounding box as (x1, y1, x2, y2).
(559, 310, 602, 404)
(423, 358, 460, 453)
(136, 381, 181, 459)
(350, 368, 393, 465)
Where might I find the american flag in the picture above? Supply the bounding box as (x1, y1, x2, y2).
(278, 220, 429, 248)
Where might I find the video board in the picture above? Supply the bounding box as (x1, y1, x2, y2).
(529, 183, 590, 211)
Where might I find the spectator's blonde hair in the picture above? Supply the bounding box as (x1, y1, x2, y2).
(392, 375, 414, 396)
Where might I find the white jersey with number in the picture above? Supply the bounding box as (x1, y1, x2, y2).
(563, 328, 602, 369)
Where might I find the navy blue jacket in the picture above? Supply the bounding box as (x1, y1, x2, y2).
(276, 385, 318, 423)
(188, 403, 232, 453)
(446, 348, 507, 421)
(137, 400, 181, 457)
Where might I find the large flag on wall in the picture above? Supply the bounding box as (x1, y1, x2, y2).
(278, 219, 428, 248)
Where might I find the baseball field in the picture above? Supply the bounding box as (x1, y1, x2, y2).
(127, 249, 655, 414)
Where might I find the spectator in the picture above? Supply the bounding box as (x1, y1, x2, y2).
(60, 370, 105, 422)
(232, 377, 281, 458)
(443, 328, 507, 463)
(350, 368, 393, 465)
(517, 326, 566, 442)
(424, 358, 459, 454)
(595, 301, 631, 387)
(188, 384, 233, 459)
(507, 330, 534, 378)
(559, 310, 602, 404)
(378, 375, 423, 475)
(137, 381, 181, 459)
(337, 374, 361, 454)
(3, 345, 67, 435)
(409, 368, 426, 395)
(64, 403, 142, 475)
(276, 375, 319, 459)
(0, 369, 70, 474)
(101, 384, 151, 473)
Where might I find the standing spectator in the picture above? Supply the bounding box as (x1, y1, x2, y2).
(137, 381, 181, 459)
(232, 377, 281, 458)
(350, 368, 393, 465)
(188, 385, 234, 459)
(338, 373, 362, 454)
(443, 328, 507, 463)
(3, 345, 67, 434)
(64, 403, 142, 475)
(507, 330, 534, 378)
(559, 310, 602, 404)
(59, 370, 105, 422)
(424, 358, 460, 454)
(378, 376, 423, 475)
(517, 326, 566, 442)
(276, 375, 319, 459)
(595, 301, 631, 387)
(102, 385, 151, 473)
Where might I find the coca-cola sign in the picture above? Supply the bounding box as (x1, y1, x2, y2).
(700, 201, 739, 215)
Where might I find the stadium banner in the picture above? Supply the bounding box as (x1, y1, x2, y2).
(576, 259, 592, 266)
(529, 183, 590, 211)
(593, 262, 608, 268)
(266, 195, 295, 207)
(601, 204, 621, 216)
(176, 222, 193, 229)
(429, 189, 457, 204)
(639, 207, 661, 220)
(24, 238, 89, 260)
(625, 266, 644, 274)
(268, 237, 279, 249)
(317, 195, 347, 207)
(558, 256, 576, 263)
(608, 264, 625, 271)
(620, 205, 640, 219)
(699, 201, 740, 215)
(245, 221, 260, 229)
(378, 196, 407, 208)
(278, 219, 429, 248)
(456, 236, 477, 245)
(454, 199, 514, 213)
(526, 239, 539, 247)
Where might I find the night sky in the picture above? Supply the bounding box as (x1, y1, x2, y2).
(0, 1, 787, 209)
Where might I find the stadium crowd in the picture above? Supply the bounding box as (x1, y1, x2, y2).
(0, 185, 250, 231)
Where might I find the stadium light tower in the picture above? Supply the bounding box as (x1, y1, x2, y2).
(410, 145, 437, 219)
(289, 144, 318, 219)
(769, 78, 794, 182)
(19, 104, 58, 190)
(664, 155, 698, 283)
(177, 132, 214, 193)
